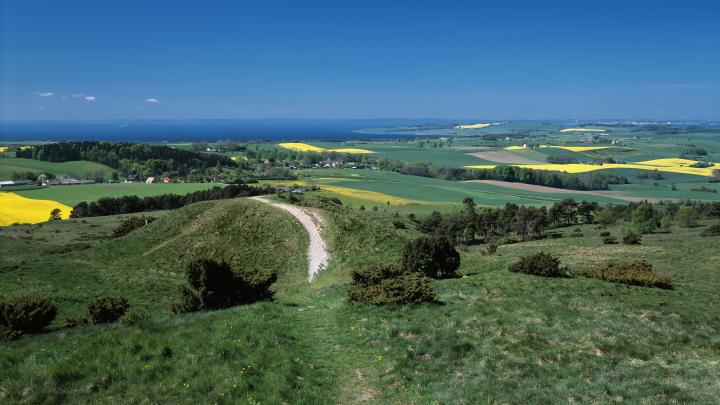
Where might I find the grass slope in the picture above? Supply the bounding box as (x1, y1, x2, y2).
(1, 196, 719, 403)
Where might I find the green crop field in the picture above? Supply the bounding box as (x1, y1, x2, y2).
(0, 158, 115, 180)
(11, 183, 222, 206)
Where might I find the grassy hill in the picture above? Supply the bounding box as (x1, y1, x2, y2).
(1, 196, 719, 403)
(0, 158, 115, 180)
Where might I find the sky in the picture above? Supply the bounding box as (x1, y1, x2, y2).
(1, 0, 719, 120)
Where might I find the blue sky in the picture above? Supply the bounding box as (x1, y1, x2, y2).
(2, 0, 719, 120)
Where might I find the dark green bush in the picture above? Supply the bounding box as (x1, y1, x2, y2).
(86, 297, 129, 324)
(623, 232, 642, 245)
(172, 258, 277, 313)
(401, 237, 460, 279)
(113, 216, 156, 238)
(0, 296, 57, 339)
(578, 260, 671, 289)
(701, 223, 720, 237)
(347, 264, 435, 305)
(571, 228, 583, 237)
(599, 231, 611, 237)
(508, 252, 567, 277)
(602, 235, 617, 244)
(392, 220, 407, 230)
(119, 309, 150, 326)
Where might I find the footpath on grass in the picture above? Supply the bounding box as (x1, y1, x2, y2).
(251, 196, 330, 282)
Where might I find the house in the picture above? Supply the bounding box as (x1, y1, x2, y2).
(146, 177, 156, 184)
(126, 174, 139, 182)
(163, 177, 172, 183)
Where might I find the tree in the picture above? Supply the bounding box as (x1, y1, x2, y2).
(676, 207, 699, 228)
(577, 201, 599, 224)
(631, 203, 660, 234)
(401, 237, 460, 279)
(595, 207, 618, 226)
(48, 208, 62, 221)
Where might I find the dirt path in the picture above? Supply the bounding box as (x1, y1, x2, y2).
(469, 180, 672, 203)
(251, 196, 329, 282)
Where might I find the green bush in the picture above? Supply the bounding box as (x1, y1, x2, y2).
(392, 220, 407, 230)
(578, 260, 671, 289)
(86, 297, 129, 324)
(172, 258, 277, 313)
(113, 216, 156, 238)
(0, 296, 57, 339)
(119, 309, 150, 326)
(623, 232, 642, 245)
(347, 264, 435, 305)
(401, 237, 460, 279)
(508, 252, 567, 277)
(602, 235, 617, 244)
(599, 231, 611, 237)
(571, 228, 583, 237)
(700, 223, 720, 236)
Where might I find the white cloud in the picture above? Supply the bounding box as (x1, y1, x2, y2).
(84, 96, 96, 101)
(35, 91, 54, 97)
(145, 98, 159, 103)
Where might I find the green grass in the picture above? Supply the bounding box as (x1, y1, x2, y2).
(10, 183, 221, 206)
(0, 158, 115, 180)
(2, 194, 720, 402)
(293, 168, 626, 212)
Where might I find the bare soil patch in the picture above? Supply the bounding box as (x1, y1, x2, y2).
(467, 151, 544, 164)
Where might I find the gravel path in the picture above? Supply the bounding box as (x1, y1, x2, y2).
(251, 196, 329, 282)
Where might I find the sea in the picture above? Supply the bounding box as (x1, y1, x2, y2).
(0, 119, 438, 142)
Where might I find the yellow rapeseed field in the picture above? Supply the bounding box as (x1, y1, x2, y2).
(465, 158, 720, 177)
(0, 147, 8, 153)
(503, 145, 611, 152)
(454, 123, 492, 129)
(278, 143, 373, 154)
(559, 128, 606, 133)
(318, 185, 416, 205)
(0, 192, 72, 226)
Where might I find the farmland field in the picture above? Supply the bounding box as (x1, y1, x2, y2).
(9, 183, 222, 207)
(0, 158, 115, 179)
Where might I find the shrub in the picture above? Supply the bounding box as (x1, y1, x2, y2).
(571, 228, 583, 237)
(508, 252, 567, 277)
(172, 258, 277, 313)
(119, 309, 150, 326)
(676, 207, 699, 228)
(86, 297, 129, 324)
(392, 221, 407, 230)
(113, 216, 156, 238)
(401, 237, 460, 279)
(481, 243, 498, 256)
(347, 264, 435, 305)
(599, 231, 611, 237)
(602, 235, 617, 244)
(0, 296, 57, 339)
(701, 223, 720, 237)
(623, 232, 642, 245)
(578, 260, 671, 289)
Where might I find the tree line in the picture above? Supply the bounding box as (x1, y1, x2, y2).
(69, 184, 273, 218)
(415, 197, 720, 244)
(376, 158, 627, 190)
(17, 141, 235, 179)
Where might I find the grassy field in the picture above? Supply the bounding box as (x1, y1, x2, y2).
(274, 169, 628, 215)
(2, 196, 719, 402)
(0, 158, 115, 180)
(10, 183, 222, 207)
